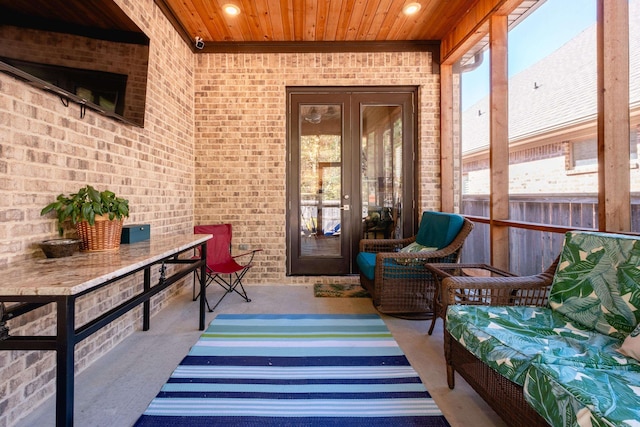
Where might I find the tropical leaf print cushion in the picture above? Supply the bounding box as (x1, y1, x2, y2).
(548, 231, 640, 340)
(446, 305, 637, 384)
(394, 242, 438, 265)
(524, 362, 640, 427)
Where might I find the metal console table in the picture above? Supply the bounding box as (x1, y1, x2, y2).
(0, 234, 212, 427)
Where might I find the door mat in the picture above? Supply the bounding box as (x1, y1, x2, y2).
(134, 314, 450, 426)
(313, 283, 371, 298)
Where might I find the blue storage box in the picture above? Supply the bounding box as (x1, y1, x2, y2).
(120, 224, 150, 244)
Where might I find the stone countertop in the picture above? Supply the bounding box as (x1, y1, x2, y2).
(0, 234, 212, 297)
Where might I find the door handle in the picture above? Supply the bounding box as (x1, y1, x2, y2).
(341, 194, 350, 210)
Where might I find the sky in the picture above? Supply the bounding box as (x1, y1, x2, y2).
(461, 0, 597, 110)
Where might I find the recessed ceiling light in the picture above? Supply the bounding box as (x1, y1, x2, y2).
(223, 4, 241, 16)
(402, 2, 421, 15)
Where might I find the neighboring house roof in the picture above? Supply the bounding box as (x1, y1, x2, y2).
(462, 0, 640, 154)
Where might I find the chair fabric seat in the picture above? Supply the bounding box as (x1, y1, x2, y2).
(357, 252, 431, 281)
(208, 259, 245, 275)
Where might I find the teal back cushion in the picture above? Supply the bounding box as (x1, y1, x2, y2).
(415, 211, 464, 249)
(549, 231, 640, 339)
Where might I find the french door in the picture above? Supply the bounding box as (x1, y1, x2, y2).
(287, 87, 417, 275)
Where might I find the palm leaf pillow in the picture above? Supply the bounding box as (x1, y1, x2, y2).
(548, 231, 640, 340)
(394, 242, 438, 265)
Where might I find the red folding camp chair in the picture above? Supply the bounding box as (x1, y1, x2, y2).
(194, 224, 262, 311)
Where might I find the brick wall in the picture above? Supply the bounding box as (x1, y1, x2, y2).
(463, 131, 640, 195)
(0, 0, 195, 424)
(193, 51, 441, 284)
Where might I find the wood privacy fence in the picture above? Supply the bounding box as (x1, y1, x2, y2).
(461, 194, 640, 275)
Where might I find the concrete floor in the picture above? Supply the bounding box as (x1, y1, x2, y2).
(16, 284, 506, 427)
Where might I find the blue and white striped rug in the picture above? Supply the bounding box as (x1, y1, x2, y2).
(134, 314, 450, 426)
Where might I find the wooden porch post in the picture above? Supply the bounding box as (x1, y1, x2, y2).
(489, 14, 509, 270)
(440, 63, 455, 213)
(597, 0, 630, 232)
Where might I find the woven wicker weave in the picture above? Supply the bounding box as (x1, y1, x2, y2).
(76, 216, 123, 251)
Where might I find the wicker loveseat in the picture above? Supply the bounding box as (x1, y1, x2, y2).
(356, 211, 473, 317)
(444, 231, 640, 426)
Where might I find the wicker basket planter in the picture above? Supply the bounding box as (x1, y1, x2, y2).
(76, 215, 124, 252)
(41, 185, 129, 252)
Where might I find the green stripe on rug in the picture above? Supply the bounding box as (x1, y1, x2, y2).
(202, 333, 392, 338)
(314, 283, 371, 298)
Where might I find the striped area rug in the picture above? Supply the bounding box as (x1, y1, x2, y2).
(134, 314, 450, 427)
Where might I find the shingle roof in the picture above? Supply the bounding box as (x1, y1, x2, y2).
(462, 0, 640, 154)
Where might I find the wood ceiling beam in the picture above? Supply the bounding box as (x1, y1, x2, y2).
(440, 0, 523, 65)
(194, 39, 438, 51)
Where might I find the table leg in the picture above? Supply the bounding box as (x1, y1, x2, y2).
(56, 296, 75, 427)
(199, 242, 207, 331)
(143, 267, 151, 331)
(428, 278, 440, 335)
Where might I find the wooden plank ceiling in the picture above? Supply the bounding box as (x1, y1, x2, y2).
(158, 0, 479, 43)
(0, 0, 539, 58)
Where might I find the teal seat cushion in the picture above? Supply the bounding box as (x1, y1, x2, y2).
(415, 211, 464, 249)
(357, 251, 429, 281)
(356, 252, 376, 280)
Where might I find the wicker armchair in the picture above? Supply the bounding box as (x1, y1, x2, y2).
(443, 255, 560, 427)
(356, 211, 474, 318)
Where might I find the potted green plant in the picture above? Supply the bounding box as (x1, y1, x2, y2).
(41, 185, 129, 251)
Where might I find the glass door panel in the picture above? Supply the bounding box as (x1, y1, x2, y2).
(289, 92, 351, 275)
(299, 104, 343, 257)
(361, 105, 403, 241)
